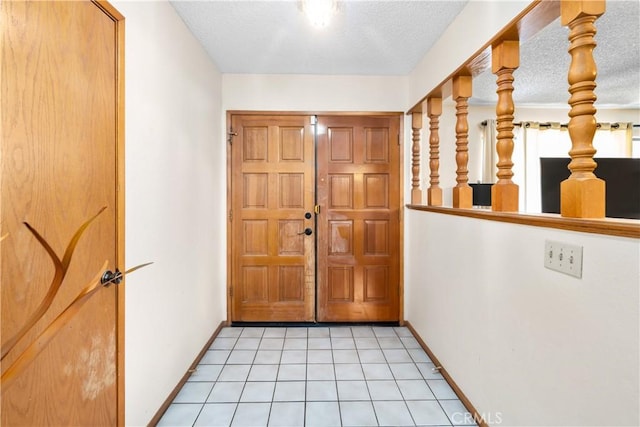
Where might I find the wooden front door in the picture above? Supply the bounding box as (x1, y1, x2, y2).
(229, 113, 401, 323)
(230, 114, 316, 322)
(316, 115, 401, 322)
(1, 1, 124, 425)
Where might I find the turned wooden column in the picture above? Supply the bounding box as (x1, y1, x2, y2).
(491, 40, 519, 212)
(452, 75, 473, 209)
(411, 111, 423, 204)
(560, 0, 606, 218)
(427, 97, 443, 206)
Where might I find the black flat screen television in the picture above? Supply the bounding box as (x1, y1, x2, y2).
(469, 183, 492, 207)
(540, 157, 640, 219)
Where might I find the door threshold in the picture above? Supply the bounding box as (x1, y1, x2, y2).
(230, 321, 400, 328)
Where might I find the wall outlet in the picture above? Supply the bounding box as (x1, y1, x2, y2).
(544, 240, 583, 278)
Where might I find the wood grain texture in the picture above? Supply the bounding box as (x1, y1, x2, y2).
(1, 207, 107, 361)
(2, 261, 108, 390)
(426, 98, 443, 207)
(230, 115, 316, 321)
(406, 205, 640, 239)
(452, 76, 473, 209)
(1, 1, 122, 424)
(91, 3, 127, 423)
(317, 115, 401, 322)
(411, 112, 423, 204)
(560, 0, 606, 218)
(229, 113, 403, 323)
(491, 40, 520, 212)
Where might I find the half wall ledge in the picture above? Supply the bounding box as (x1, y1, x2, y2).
(406, 205, 640, 239)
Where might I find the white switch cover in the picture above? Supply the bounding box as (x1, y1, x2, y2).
(544, 240, 583, 278)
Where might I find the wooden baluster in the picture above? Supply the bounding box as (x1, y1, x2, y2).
(560, 0, 606, 218)
(452, 75, 473, 209)
(491, 40, 520, 212)
(411, 111, 423, 204)
(427, 97, 443, 206)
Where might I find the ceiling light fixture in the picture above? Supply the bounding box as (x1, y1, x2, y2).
(302, 0, 338, 28)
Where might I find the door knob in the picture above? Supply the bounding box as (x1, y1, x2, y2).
(101, 268, 123, 286)
(297, 228, 313, 236)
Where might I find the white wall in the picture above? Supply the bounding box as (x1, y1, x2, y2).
(408, 0, 531, 106)
(111, 2, 225, 425)
(405, 1, 640, 425)
(405, 210, 640, 426)
(222, 74, 408, 113)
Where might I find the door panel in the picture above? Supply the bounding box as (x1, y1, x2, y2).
(231, 115, 316, 321)
(317, 115, 400, 322)
(229, 113, 401, 323)
(1, 1, 122, 425)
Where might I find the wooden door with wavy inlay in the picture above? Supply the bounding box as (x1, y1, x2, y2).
(316, 115, 400, 322)
(230, 115, 316, 322)
(1, 1, 123, 425)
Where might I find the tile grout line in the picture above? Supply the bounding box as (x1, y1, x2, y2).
(161, 326, 472, 427)
(390, 327, 419, 427)
(196, 330, 239, 427)
(368, 326, 384, 427)
(257, 328, 277, 427)
(227, 328, 245, 427)
(305, 327, 309, 427)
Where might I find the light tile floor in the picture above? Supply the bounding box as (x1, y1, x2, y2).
(157, 326, 477, 427)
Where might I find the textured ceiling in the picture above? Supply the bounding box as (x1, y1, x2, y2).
(170, 0, 468, 75)
(170, 0, 639, 108)
(471, 0, 640, 108)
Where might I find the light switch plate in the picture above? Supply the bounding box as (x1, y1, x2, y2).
(544, 240, 583, 278)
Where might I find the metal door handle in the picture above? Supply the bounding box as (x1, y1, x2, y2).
(101, 268, 123, 286)
(297, 228, 313, 236)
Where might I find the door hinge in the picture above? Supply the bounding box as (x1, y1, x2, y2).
(228, 128, 237, 144)
(229, 286, 233, 297)
(397, 133, 401, 145)
(229, 210, 233, 221)
(314, 204, 321, 215)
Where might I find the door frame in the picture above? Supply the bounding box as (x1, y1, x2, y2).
(93, 2, 126, 425)
(1, 1, 126, 424)
(226, 111, 405, 323)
